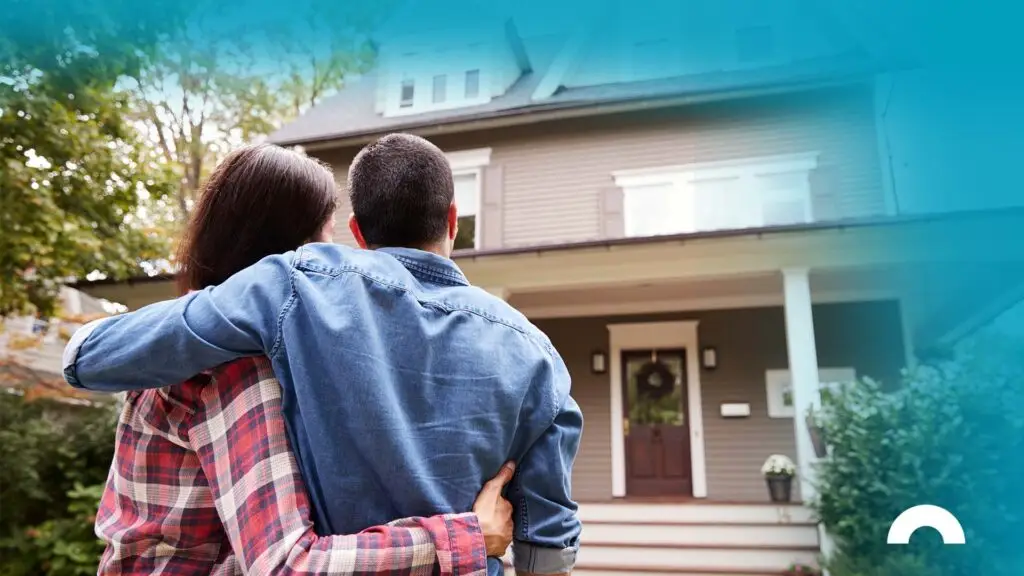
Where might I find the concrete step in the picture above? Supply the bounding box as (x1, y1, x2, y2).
(576, 544, 818, 572)
(582, 521, 819, 548)
(578, 503, 815, 525)
(503, 543, 818, 573)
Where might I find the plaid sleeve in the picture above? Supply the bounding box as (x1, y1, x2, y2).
(188, 357, 488, 576)
(95, 387, 237, 575)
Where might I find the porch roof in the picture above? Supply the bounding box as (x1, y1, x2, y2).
(72, 209, 1024, 309)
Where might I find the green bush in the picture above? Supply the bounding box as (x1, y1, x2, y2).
(812, 336, 1024, 576)
(0, 393, 116, 576)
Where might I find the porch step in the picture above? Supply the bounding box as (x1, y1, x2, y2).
(583, 521, 819, 548)
(502, 503, 819, 574)
(578, 502, 816, 525)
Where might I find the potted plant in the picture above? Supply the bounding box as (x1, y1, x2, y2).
(761, 454, 796, 503)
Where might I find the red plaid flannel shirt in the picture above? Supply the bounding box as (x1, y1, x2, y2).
(96, 356, 488, 575)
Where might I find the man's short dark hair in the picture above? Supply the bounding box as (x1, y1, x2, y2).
(348, 133, 454, 248)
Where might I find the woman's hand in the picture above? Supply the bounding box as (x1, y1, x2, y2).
(472, 461, 516, 557)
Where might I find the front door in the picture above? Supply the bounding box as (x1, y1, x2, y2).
(622, 349, 692, 496)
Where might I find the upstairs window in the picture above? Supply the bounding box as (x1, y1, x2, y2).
(432, 74, 447, 103)
(447, 147, 491, 251)
(453, 171, 480, 250)
(399, 78, 415, 108)
(464, 69, 480, 99)
(613, 153, 818, 238)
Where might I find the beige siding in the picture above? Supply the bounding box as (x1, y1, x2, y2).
(533, 300, 906, 502)
(314, 85, 885, 249)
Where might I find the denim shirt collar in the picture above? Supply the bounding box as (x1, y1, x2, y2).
(376, 247, 470, 287)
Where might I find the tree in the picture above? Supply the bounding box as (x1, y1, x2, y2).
(0, 0, 185, 317)
(127, 0, 392, 221)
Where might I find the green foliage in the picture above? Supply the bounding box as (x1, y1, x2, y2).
(0, 0, 182, 317)
(812, 335, 1024, 576)
(0, 393, 117, 575)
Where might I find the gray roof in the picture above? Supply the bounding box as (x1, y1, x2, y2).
(268, 51, 883, 147)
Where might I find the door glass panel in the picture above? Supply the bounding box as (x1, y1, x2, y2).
(625, 351, 685, 426)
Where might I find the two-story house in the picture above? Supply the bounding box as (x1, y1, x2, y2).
(71, 3, 1024, 574)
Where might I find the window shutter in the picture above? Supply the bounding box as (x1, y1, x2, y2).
(600, 186, 625, 238)
(479, 165, 504, 249)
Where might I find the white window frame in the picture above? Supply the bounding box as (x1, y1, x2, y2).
(447, 148, 491, 250)
(611, 152, 819, 237)
(385, 64, 491, 117)
(765, 366, 856, 419)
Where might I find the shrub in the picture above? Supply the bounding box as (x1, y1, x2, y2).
(812, 335, 1024, 576)
(0, 393, 116, 576)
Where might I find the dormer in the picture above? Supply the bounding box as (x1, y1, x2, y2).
(373, 4, 529, 117)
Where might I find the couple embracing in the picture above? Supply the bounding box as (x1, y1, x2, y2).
(64, 134, 582, 575)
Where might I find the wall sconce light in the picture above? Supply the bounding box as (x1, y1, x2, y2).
(701, 346, 718, 370)
(591, 351, 607, 374)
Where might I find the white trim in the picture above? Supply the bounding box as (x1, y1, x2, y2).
(780, 268, 821, 502)
(613, 152, 820, 238)
(446, 147, 492, 171)
(517, 289, 900, 320)
(607, 321, 707, 499)
(611, 152, 821, 187)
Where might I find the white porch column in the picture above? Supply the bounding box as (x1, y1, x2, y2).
(781, 268, 821, 502)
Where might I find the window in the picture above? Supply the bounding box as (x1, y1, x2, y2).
(399, 78, 415, 108)
(452, 172, 479, 250)
(464, 69, 480, 99)
(735, 25, 775, 63)
(614, 153, 817, 238)
(765, 368, 856, 418)
(432, 74, 447, 103)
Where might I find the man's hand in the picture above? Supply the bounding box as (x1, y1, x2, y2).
(472, 461, 516, 557)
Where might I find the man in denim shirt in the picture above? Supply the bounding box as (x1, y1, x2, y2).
(63, 134, 582, 575)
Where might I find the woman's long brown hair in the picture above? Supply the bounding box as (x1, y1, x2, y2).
(175, 144, 338, 294)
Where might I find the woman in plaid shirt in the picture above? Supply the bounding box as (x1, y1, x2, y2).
(97, 144, 513, 575)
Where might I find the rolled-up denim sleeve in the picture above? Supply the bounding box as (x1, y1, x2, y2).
(63, 252, 295, 392)
(510, 362, 583, 575)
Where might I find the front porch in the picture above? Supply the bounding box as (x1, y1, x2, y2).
(454, 215, 1024, 507)
(522, 276, 908, 505)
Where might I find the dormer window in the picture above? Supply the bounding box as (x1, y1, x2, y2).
(399, 78, 415, 108)
(464, 70, 480, 99)
(432, 74, 447, 103)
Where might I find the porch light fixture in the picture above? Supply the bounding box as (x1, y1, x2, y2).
(591, 351, 607, 374)
(701, 346, 718, 370)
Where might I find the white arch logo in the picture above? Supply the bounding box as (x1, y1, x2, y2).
(887, 505, 966, 545)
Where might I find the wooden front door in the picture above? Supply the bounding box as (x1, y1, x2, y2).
(622, 349, 692, 496)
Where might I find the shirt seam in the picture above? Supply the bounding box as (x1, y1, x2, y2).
(297, 265, 558, 359)
(269, 251, 300, 359)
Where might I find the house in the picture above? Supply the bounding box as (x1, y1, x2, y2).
(1, 287, 112, 406)
(72, 2, 1024, 573)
